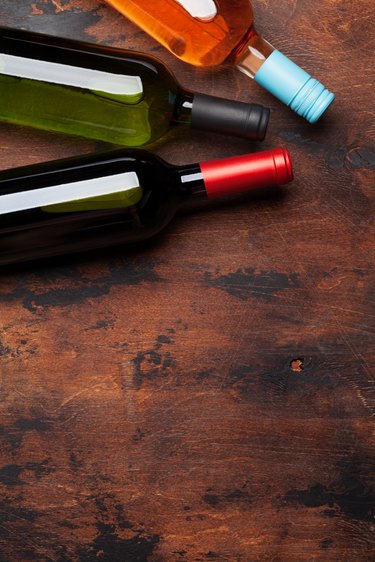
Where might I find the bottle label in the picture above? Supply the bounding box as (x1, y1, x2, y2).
(0, 53, 144, 101)
(0, 171, 142, 214)
(174, 0, 217, 21)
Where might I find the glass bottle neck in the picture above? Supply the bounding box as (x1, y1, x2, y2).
(173, 90, 195, 125)
(231, 26, 335, 123)
(173, 148, 294, 203)
(232, 26, 274, 79)
(174, 163, 207, 199)
(173, 88, 270, 142)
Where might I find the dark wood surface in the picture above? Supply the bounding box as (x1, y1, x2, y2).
(0, 1, 374, 561)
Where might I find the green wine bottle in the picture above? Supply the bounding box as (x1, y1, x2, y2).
(0, 27, 270, 146)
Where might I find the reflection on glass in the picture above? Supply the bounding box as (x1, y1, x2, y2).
(0, 53, 144, 99)
(175, 0, 217, 21)
(0, 171, 143, 214)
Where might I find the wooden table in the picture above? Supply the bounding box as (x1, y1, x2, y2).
(0, 1, 374, 560)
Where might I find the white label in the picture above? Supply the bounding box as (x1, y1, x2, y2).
(174, 0, 217, 21)
(0, 171, 140, 215)
(0, 53, 143, 96)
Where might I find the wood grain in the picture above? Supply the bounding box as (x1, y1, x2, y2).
(0, 1, 374, 561)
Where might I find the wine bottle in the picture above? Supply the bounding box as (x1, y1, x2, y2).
(0, 147, 293, 265)
(0, 27, 270, 146)
(105, 0, 335, 123)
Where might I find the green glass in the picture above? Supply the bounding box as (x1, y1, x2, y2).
(0, 75, 156, 146)
(0, 27, 270, 147)
(0, 27, 190, 147)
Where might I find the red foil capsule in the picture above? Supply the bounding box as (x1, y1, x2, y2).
(200, 148, 293, 198)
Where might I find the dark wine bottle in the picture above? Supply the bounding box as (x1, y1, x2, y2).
(0, 148, 293, 266)
(0, 27, 270, 146)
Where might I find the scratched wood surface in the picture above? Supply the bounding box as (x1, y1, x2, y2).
(0, 1, 374, 561)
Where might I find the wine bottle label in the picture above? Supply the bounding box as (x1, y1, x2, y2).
(0, 171, 142, 214)
(0, 53, 144, 100)
(174, 0, 217, 21)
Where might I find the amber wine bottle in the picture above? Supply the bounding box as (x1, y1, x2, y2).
(105, 0, 335, 123)
(0, 27, 270, 146)
(0, 148, 293, 265)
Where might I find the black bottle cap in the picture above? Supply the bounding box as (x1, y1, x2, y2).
(191, 94, 270, 141)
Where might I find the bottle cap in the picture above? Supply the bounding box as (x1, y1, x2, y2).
(200, 148, 293, 198)
(192, 94, 270, 141)
(254, 50, 335, 123)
